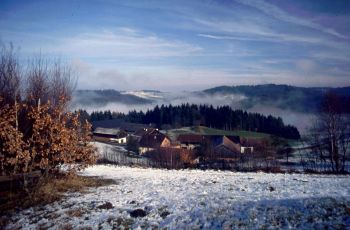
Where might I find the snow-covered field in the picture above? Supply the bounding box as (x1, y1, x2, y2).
(6, 165, 350, 229)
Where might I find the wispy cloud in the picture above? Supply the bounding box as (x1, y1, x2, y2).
(234, 0, 347, 39)
(49, 28, 203, 58)
(197, 32, 324, 45)
(1, 0, 349, 89)
(198, 33, 263, 41)
(196, 19, 347, 50)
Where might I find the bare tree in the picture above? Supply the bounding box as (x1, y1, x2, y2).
(0, 43, 21, 108)
(25, 56, 76, 109)
(25, 56, 50, 106)
(50, 60, 76, 108)
(308, 92, 350, 173)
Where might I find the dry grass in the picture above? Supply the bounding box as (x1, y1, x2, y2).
(66, 208, 84, 217)
(0, 174, 116, 216)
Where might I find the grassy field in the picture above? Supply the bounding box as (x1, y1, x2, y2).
(165, 126, 271, 140)
(165, 126, 303, 147)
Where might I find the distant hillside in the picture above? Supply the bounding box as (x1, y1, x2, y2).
(91, 119, 152, 132)
(72, 85, 350, 134)
(165, 126, 271, 141)
(202, 84, 350, 113)
(72, 89, 152, 107)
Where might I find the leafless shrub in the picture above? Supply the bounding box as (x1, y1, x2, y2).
(50, 60, 76, 108)
(302, 92, 350, 173)
(25, 56, 76, 109)
(0, 43, 21, 108)
(25, 56, 50, 106)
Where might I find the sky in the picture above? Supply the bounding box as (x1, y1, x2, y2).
(1, 0, 350, 91)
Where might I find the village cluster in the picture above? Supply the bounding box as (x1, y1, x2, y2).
(92, 124, 258, 164)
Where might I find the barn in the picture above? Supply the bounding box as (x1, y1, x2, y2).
(138, 129, 171, 154)
(93, 127, 128, 144)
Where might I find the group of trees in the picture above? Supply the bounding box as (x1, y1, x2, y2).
(0, 44, 96, 176)
(88, 104, 300, 140)
(89, 110, 125, 121)
(303, 92, 350, 173)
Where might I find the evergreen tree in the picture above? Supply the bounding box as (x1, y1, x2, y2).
(89, 104, 301, 139)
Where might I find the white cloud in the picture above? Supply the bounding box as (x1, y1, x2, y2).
(192, 2, 349, 52)
(198, 33, 266, 41)
(72, 58, 92, 73)
(295, 59, 316, 72)
(235, 0, 347, 39)
(198, 32, 317, 43)
(71, 63, 299, 91)
(52, 28, 202, 58)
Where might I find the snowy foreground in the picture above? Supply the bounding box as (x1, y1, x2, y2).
(7, 165, 350, 229)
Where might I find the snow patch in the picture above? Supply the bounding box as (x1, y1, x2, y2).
(6, 165, 350, 229)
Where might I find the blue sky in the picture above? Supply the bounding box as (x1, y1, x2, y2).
(1, 0, 349, 91)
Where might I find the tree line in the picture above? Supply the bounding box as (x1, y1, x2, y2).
(88, 104, 301, 140)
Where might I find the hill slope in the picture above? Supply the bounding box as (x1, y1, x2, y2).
(72, 89, 153, 107)
(202, 84, 350, 113)
(165, 126, 271, 141)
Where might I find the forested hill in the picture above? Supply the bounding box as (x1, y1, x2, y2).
(202, 84, 350, 113)
(72, 85, 350, 114)
(89, 104, 301, 140)
(73, 89, 152, 106)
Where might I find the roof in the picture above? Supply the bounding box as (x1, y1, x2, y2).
(93, 127, 127, 138)
(92, 119, 153, 132)
(134, 128, 157, 137)
(225, 135, 241, 144)
(208, 135, 240, 147)
(93, 127, 122, 135)
(139, 130, 170, 148)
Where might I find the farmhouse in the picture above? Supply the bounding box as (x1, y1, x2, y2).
(177, 134, 256, 157)
(138, 129, 171, 154)
(177, 134, 207, 150)
(210, 135, 242, 157)
(93, 127, 128, 144)
(239, 137, 262, 153)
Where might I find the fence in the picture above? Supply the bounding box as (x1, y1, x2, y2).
(93, 142, 151, 166)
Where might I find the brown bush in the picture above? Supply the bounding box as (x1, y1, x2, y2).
(0, 103, 30, 175)
(0, 44, 97, 176)
(0, 100, 97, 176)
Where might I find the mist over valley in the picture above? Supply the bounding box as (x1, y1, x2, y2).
(71, 84, 350, 133)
